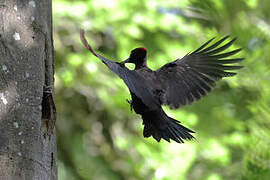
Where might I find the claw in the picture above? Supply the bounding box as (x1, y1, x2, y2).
(126, 99, 133, 111)
(126, 99, 130, 104)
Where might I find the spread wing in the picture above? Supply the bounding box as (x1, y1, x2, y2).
(156, 36, 244, 109)
(80, 30, 160, 109)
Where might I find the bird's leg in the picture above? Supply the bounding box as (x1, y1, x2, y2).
(126, 99, 133, 111)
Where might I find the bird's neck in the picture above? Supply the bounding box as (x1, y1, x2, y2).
(135, 58, 147, 70)
(135, 62, 147, 70)
(134, 65, 144, 70)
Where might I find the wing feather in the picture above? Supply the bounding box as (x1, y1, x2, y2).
(192, 37, 216, 53)
(156, 36, 244, 108)
(198, 35, 230, 54)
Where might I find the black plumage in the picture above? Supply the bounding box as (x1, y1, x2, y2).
(80, 30, 244, 143)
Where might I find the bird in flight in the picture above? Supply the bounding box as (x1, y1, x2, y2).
(80, 30, 244, 143)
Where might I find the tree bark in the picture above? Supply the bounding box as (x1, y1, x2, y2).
(0, 0, 57, 179)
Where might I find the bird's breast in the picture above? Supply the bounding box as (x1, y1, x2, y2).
(134, 67, 163, 103)
(135, 68, 158, 85)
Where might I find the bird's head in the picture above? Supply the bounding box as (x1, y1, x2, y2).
(122, 47, 147, 68)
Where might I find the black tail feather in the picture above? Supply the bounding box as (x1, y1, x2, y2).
(142, 109, 195, 143)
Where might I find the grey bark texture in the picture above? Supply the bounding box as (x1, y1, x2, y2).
(0, 0, 57, 179)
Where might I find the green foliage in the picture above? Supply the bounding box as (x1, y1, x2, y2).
(53, 0, 270, 179)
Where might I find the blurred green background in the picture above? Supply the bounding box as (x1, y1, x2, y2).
(53, 0, 270, 179)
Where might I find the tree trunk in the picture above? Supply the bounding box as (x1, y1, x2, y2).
(0, 0, 57, 179)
